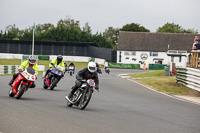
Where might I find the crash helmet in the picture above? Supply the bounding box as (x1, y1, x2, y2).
(57, 55, 63, 63)
(88, 62, 96, 73)
(28, 55, 37, 65)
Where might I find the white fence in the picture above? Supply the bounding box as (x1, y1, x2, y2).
(0, 65, 45, 74)
(0, 65, 19, 74)
(176, 67, 200, 92)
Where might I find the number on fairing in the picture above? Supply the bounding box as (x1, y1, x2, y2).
(87, 79, 95, 87)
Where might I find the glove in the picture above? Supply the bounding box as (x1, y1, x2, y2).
(95, 86, 99, 91)
(18, 69, 23, 72)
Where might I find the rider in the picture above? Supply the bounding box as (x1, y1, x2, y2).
(43, 54, 65, 78)
(65, 61, 99, 99)
(8, 55, 38, 88)
(68, 61, 75, 69)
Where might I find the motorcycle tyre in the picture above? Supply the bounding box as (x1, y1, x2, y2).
(43, 80, 48, 89)
(50, 78, 58, 90)
(70, 71, 72, 76)
(9, 88, 14, 97)
(16, 84, 26, 99)
(67, 94, 73, 107)
(79, 89, 92, 110)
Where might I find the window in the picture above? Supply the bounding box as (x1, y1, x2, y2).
(124, 51, 136, 56)
(150, 52, 158, 56)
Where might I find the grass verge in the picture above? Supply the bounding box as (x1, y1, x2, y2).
(127, 70, 192, 96)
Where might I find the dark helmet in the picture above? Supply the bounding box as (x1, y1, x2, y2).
(57, 55, 63, 63)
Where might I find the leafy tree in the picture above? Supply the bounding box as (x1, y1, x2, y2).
(103, 27, 119, 50)
(121, 23, 150, 32)
(81, 22, 93, 42)
(91, 33, 113, 48)
(4, 24, 20, 40)
(35, 23, 55, 41)
(156, 22, 198, 34)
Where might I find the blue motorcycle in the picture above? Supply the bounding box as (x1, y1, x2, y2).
(43, 63, 64, 90)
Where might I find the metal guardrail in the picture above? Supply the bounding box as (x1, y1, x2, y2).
(176, 67, 200, 92)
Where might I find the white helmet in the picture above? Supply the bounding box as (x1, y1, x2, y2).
(28, 55, 37, 65)
(88, 62, 96, 73)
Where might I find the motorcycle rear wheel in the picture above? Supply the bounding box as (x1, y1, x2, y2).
(16, 84, 26, 99)
(79, 89, 92, 110)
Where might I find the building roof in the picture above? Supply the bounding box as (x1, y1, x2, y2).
(117, 31, 200, 52)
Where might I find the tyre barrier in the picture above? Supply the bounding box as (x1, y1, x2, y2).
(0, 65, 19, 74)
(176, 67, 200, 92)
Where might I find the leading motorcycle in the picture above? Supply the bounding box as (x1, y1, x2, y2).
(9, 67, 36, 99)
(43, 63, 64, 90)
(65, 79, 98, 110)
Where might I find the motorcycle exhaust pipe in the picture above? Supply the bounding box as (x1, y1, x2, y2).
(65, 96, 74, 104)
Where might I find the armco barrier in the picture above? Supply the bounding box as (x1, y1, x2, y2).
(176, 67, 200, 92)
(108, 62, 140, 69)
(149, 64, 167, 70)
(0, 65, 19, 74)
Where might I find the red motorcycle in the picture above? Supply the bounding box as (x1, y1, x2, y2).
(9, 67, 36, 99)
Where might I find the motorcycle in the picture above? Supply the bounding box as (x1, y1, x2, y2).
(65, 79, 98, 110)
(105, 67, 110, 74)
(68, 65, 75, 76)
(9, 67, 36, 99)
(43, 63, 64, 90)
(97, 67, 102, 74)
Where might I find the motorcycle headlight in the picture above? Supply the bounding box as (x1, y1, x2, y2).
(59, 72, 63, 75)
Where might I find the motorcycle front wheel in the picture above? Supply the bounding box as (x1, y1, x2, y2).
(16, 84, 26, 99)
(43, 80, 48, 89)
(50, 78, 58, 90)
(9, 87, 14, 97)
(70, 71, 72, 76)
(79, 89, 92, 110)
(67, 94, 73, 107)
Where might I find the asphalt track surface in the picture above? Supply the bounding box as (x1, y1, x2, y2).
(0, 69, 200, 133)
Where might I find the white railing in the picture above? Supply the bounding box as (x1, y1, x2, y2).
(176, 67, 200, 92)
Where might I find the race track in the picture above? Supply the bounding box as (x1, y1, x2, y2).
(0, 69, 200, 133)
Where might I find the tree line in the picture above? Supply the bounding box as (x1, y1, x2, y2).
(0, 17, 198, 50)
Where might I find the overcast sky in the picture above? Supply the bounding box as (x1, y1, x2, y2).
(0, 0, 200, 34)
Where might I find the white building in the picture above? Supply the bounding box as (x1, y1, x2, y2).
(117, 31, 199, 69)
